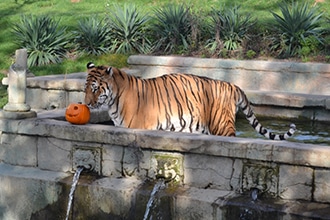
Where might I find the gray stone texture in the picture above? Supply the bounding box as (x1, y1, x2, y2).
(279, 165, 313, 200)
(314, 169, 330, 203)
(0, 133, 37, 166)
(128, 55, 330, 95)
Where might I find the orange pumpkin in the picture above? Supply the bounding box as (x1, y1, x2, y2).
(65, 103, 90, 125)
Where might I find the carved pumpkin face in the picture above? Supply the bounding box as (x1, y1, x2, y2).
(65, 103, 90, 125)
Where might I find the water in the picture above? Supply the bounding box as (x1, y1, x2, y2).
(65, 167, 84, 220)
(250, 188, 259, 201)
(225, 189, 280, 220)
(143, 179, 166, 220)
(236, 118, 330, 145)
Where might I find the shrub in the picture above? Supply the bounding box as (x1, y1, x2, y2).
(246, 50, 257, 59)
(12, 15, 70, 66)
(150, 4, 192, 54)
(207, 5, 256, 55)
(73, 17, 111, 56)
(298, 35, 321, 58)
(270, 2, 324, 58)
(106, 4, 151, 54)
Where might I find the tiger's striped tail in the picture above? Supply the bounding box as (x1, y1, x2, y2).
(238, 90, 296, 140)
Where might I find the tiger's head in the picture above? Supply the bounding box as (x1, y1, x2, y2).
(84, 62, 114, 109)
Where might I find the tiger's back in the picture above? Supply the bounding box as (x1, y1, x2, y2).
(84, 62, 296, 140)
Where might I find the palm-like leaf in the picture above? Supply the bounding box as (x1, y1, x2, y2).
(271, 2, 324, 57)
(210, 6, 255, 51)
(73, 17, 111, 55)
(151, 4, 192, 54)
(107, 4, 151, 54)
(12, 15, 69, 66)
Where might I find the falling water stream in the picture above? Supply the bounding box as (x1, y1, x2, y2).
(65, 167, 84, 220)
(143, 179, 166, 220)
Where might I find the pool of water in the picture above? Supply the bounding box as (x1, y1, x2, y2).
(236, 118, 330, 146)
(64, 110, 330, 146)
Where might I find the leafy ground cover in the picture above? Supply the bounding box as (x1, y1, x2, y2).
(1, 0, 329, 73)
(0, 0, 329, 107)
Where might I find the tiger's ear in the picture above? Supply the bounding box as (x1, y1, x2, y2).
(105, 67, 113, 76)
(87, 62, 95, 69)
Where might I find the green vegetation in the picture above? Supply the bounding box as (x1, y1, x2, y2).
(0, 0, 329, 108)
(271, 2, 325, 58)
(107, 4, 152, 54)
(151, 4, 192, 54)
(207, 5, 256, 55)
(12, 15, 70, 66)
(0, 0, 330, 72)
(73, 17, 111, 56)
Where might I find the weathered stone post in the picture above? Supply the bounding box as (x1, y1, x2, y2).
(0, 49, 36, 119)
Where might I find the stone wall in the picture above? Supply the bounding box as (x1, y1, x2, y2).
(127, 55, 330, 95)
(0, 111, 330, 218)
(23, 56, 330, 121)
(26, 72, 86, 110)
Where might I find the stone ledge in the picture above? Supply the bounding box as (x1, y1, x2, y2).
(246, 90, 330, 109)
(128, 55, 330, 74)
(25, 70, 139, 90)
(27, 72, 86, 91)
(128, 55, 330, 95)
(0, 110, 37, 119)
(1, 117, 329, 168)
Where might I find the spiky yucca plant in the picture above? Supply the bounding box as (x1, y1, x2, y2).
(151, 4, 192, 54)
(73, 17, 111, 55)
(271, 2, 324, 57)
(107, 4, 151, 54)
(12, 15, 69, 66)
(208, 6, 255, 52)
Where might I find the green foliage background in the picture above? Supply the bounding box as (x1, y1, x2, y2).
(0, 0, 329, 108)
(1, 0, 329, 74)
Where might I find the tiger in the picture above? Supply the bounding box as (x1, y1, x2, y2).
(84, 62, 296, 140)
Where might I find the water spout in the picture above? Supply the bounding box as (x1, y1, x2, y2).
(143, 179, 166, 220)
(153, 153, 183, 184)
(250, 188, 259, 202)
(65, 166, 84, 220)
(72, 147, 101, 175)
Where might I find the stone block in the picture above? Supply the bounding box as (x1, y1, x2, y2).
(89, 177, 142, 218)
(37, 137, 72, 172)
(326, 98, 330, 110)
(63, 78, 84, 91)
(122, 145, 151, 178)
(151, 152, 184, 183)
(27, 88, 68, 110)
(241, 161, 278, 197)
(184, 154, 234, 190)
(0, 163, 68, 220)
(17, 119, 48, 136)
(26, 88, 48, 109)
(230, 159, 243, 191)
(173, 187, 232, 220)
(66, 90, 84, 106)
(0, 133, 37, 166)
(72, 146, 101, 174)
(102, 144, 124, 177)
(89, 109, 111, 123)
(278, 165, 313, 201)
(314, 169, 330, 203)
(46, 89, 67, 109)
